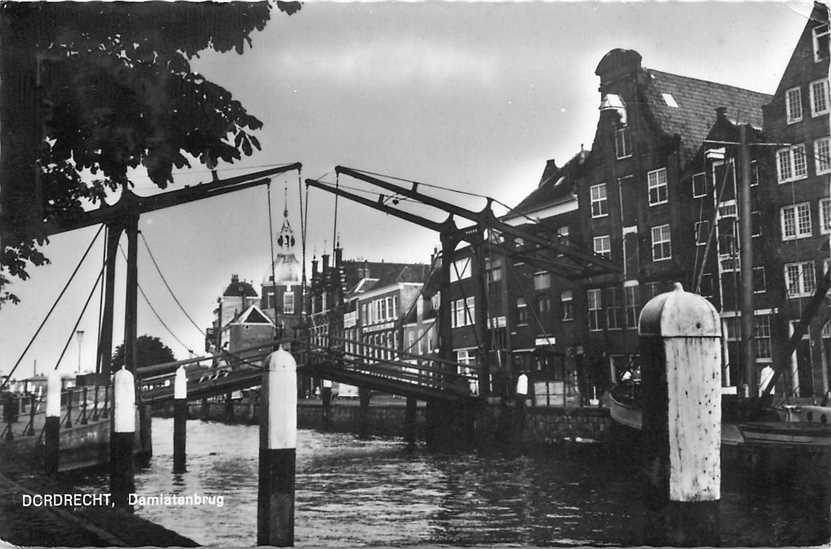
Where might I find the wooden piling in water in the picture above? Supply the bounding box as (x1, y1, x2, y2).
(111, 366, 136, 508)
(44, 371, 61, 475)
(358, 386, 371, 439)
(173, 366, 187, 474)
(405, 397, 417, 447)
(257, 347, 296, 547)
(639, 283, 721, 546)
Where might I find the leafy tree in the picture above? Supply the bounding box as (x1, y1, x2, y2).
(0, 1, 301, 306)
(111, 334, 176, 372)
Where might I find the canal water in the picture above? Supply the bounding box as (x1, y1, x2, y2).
(71, 418, 829, 546)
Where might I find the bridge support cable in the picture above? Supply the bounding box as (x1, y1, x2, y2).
(53, 260, 106, 372)
(139, 231, 206, 337)
(117, 244, 193, 357)
(1, 224, 104, 389)
(95, 224, 108, 375)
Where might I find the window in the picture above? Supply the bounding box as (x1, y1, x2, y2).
(533, 272, 551, 290)
(651, 224, 672, 261)
(692, 172, 707, 198)
(593, 235, 612, 259)
(283, 291, 295, 314)
(557, 225, 570, 240)
(450, 258, 471, 282)
(821, 199, 831, 234)
(536, 294, 551, 315)
(624, 285, 639, 328)
(392, 295, 399, 318)
(753, 266, 766, 294)
(815, 137, 831, 175)
(647, 168, 668, 205)
(694, 220, 709, 246)
(606, 287, 624, 330)
(590, 183, 608, 218)
(814, 23, 830, 62)
(516, 298, 528, 325)
(811, 79, 830, 116)
(451, 297, 475, 328)
(615, 127, 632, 159)
(786, 86, 803, 123)
(485, 258, 503, 282)
(755, 315, 772, 360)
(777, 144, 808, 182)
(700, 273, 714, 298)
(751, 160, 760, 187)
(752, 211, 762, 238)
(784, 261, 817, 298)
(781, 202, 812, 240)
(587, 288, 602, 331)
(560, 290, 574, 321)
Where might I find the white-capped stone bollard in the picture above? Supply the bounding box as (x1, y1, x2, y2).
(639, 283, 721, 546)
(257, 347, 297, 547)
(44, 370, 62, 475)
(111, 366, 136, 508)
(173, 366, 187, 473)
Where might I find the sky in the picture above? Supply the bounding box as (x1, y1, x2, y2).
(0, 1, 816, 379)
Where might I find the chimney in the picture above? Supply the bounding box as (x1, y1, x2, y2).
(322, 254, 330, 282)
(231, 274, 239, 283)
(311, 256, 319, 280)
(715, 106, 728, 121)
(334, 244, 343, 267)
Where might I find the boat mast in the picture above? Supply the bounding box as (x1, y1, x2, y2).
(738, 124, 755, 396)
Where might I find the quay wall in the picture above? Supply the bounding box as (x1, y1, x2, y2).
(151, 396, 612, 446)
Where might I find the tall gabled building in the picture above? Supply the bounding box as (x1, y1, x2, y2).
(761, 1, 830, 397)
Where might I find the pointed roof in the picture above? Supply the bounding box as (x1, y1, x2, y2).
(228, 305, 275, 327)
(642, 69, 771, 164)
(512, 149, 588, 216)
(223, 274, 258, 298)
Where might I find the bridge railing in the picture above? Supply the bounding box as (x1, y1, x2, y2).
(303, 334, 477, 395)
(1, 384, 111, 443)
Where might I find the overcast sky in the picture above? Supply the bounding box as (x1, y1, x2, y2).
(0, 1, 815, 379)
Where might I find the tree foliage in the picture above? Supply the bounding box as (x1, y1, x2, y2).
(0, 1, 300, 306)
(111, 334, 176, 372)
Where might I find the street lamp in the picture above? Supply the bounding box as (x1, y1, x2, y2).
(75, 330, 85, 374)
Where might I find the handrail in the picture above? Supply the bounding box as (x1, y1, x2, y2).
(1, 384, 111, 442)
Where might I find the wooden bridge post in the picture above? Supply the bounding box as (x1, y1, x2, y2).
(358, 386, 371, 439)
(321, 379, 332, 426)
(257, 347, 297, 547)
(639, 283, 721, 546)
(201, 396, 209, 420)
(173, 366, 187, 474)
(44, 371, 61, 475)
(111, 366, 136, 508)
(224, 392, 235, 422)
(405, 396, 417, 447)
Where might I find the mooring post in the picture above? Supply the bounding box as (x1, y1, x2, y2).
(321, 379, 332, 426)
(44, 371, 61, 475)
(639, 283, 721, 546)
(257, 347, 297, 547)
(405, 396, 417, 447)
(358, 386, 371, 439)
(173, 366, 187, 474)
(111, 366, 136, 508)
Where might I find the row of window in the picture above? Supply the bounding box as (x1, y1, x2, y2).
(785, 77, 830, 124)
(776, 138, 831, 183)
(360, 295, 400, 325)
(591, 168, 669, 219)
(591, 224, 671, 262)
(780, 198, 831, 240)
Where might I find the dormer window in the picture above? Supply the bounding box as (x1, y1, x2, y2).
(661, 93, 678, 108)
(599, 93, 627, 125)
(814, 23, 829, 62)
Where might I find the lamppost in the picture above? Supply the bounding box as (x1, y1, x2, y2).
(76, 330, 85, 374)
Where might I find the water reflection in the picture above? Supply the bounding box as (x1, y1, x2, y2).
(66, 418, 829, 547)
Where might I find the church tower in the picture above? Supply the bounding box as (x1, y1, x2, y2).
(261, 184, 303, 335)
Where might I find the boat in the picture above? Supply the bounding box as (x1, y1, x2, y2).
(605, 379, 831, 448)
